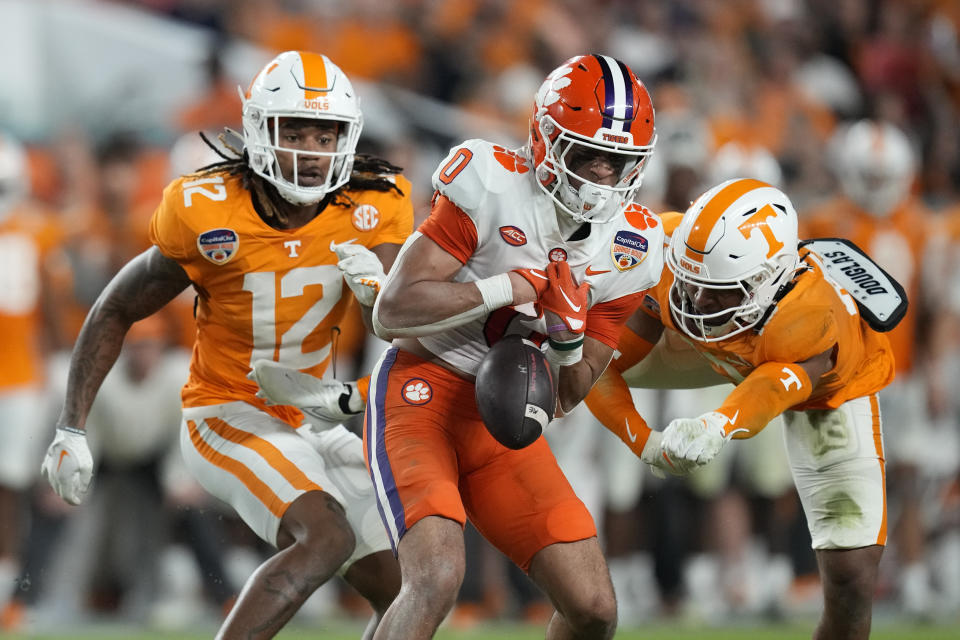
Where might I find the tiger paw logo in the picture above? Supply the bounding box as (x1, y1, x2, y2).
(402, 378, 432, 405)
(492, 145, 529, 174)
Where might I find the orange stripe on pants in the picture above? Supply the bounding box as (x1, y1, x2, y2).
(869, 394, 887, 546)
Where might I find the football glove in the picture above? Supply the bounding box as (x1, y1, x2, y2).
(249, 359, 364, 428)
(512, 267, 549, 298)
(330, 239, 386, 307)
(41, 427, 94, 505)
(640, 429, 698, 478)
(661, 411, 732, 467)
(541, 261, 589, 334)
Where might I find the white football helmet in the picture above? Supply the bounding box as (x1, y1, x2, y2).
(241, 51, 362, 205)
(707, 141, 783, 188)
(0, 132, 27, 222)
(666, 178, 799, 342)
(529, 54, 656, 224)
(832, 119, 915, 218)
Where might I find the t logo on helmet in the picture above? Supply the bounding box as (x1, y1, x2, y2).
(737, 204, 784, 259)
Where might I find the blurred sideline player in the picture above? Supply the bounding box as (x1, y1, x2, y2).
(39, 51, 412, 640)
(587, 178, 897, 640)
(40, 316, 238, 623)
(800, 119, 936, 615)
(0, 132, 67, 630)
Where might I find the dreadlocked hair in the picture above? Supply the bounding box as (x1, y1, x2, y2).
(187, 131, 406, 225)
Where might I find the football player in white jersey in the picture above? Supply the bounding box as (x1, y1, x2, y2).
(357, 54, 665, 639)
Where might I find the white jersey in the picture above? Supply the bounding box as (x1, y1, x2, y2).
(415, 139, 664, 375)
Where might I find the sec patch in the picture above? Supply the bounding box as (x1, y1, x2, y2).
(197, 228, 238, 265)
(352, 204, 380, 231)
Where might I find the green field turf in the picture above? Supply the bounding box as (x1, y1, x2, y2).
(7, 619, 960, 640)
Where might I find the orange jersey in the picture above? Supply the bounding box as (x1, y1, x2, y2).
(149, 171, 413, 425)
(0, 206, 63, 388)
(800, 196, 930, 373)
(645, 250, 895, 410)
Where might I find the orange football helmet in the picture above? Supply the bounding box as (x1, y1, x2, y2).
(529, 54, 656, 224)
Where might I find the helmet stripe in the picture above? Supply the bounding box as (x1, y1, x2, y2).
(299, 52, 330, 100)
(614, 58, 635, 124)
(685, 178, 768, 261)
(595, 55, 631, 132)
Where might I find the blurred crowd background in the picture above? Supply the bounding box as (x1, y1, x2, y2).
(1, 0, 959, 635)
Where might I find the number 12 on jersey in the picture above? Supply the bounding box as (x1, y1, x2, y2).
(243, 266, 343, 369)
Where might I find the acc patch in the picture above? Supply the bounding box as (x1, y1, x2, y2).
(401, 378, 433, 405)
(197, 228, 239, 265)
(611, 230, 648, 271)
(499, 226, 527, 246)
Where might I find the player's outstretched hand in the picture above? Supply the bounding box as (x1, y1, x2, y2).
(248, 360, 363, 427)
(661, 411, 730, 467)
(640, 429, 697, 478)
(541, 261, 589, 334)
(41, 427, 94, 505)
(330, 239, 386, 307)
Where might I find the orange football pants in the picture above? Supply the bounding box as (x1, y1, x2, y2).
(364, 347, 596, 571)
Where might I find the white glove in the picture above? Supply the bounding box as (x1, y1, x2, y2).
(640, 429, 698, 478)
(41, 427, 94, 505)
(301, 424, 367, 470)
(330, 239, 386, 307)
(661, 411, 731, 467)
(248, 359, 364, 428)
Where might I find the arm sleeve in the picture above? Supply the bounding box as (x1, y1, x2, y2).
(716, 361, 813, 437)
(611, 321, 658, 373)
(585, 291, 645, 349)
(417, 193, 478, 264)
(584, 364, 651, 458)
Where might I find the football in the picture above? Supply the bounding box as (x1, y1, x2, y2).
(474, 335, 556, 449)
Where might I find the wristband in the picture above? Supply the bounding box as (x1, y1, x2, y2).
(545, 341, 584, 368)
(337, 383, 364, 415)
(548, 335, 584, 351)
(547, 324, 568, 334)
(59, 426, 87, 436)
(475, 273, 514, 312)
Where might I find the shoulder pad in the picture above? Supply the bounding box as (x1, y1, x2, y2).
(431, 140, 532, 213)
(800, 238, 908, 332)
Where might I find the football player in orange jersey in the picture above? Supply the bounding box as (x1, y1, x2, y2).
(0, 132, 67, 629)
(586, 179, 898, 639)
(39, 51, 413, 639)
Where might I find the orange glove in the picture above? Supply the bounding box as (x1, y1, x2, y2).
(512, 267, 549, 297)
(541, 261, 589, 334)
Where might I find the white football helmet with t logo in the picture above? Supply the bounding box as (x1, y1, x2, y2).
(666, 178, 799, 342)
(241, 51, 363, 205)
(832, 119, 915, 218)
